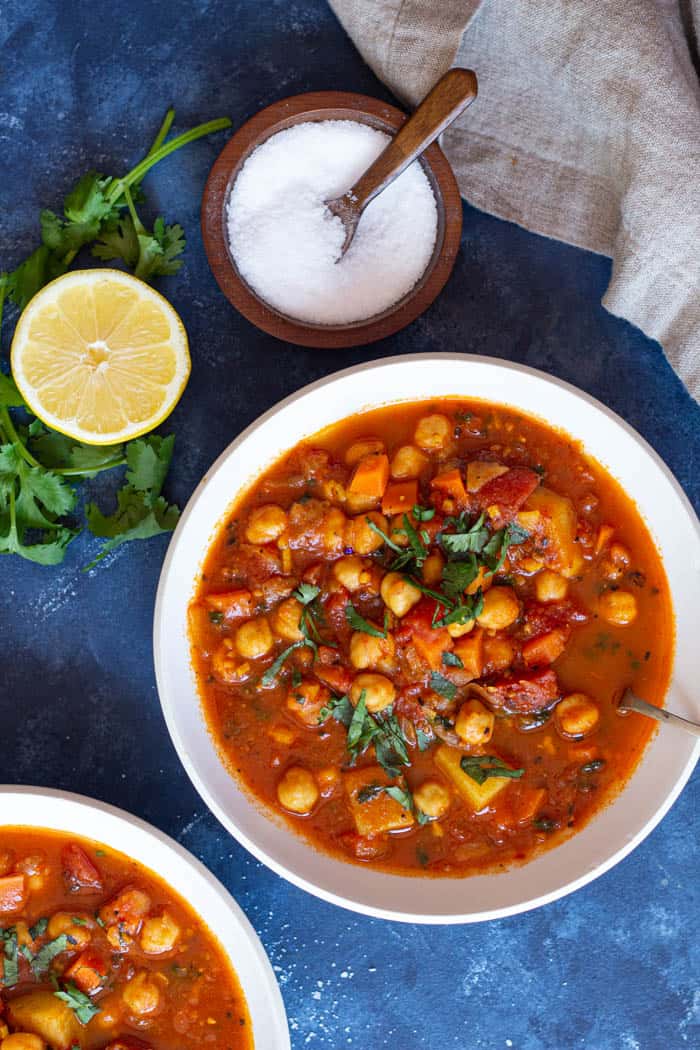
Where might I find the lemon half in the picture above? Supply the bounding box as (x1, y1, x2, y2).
(11, 269, 191, 445)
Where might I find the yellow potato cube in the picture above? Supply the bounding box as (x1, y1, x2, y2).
(523, 487, 584, 578)
(343, 765, 414, 836)
(7, 993, 80, 1050)
(434, 746, 513, 811)
(466, 461, 508, 492)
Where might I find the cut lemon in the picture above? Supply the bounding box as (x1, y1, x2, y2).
(11, 269, 191, 445)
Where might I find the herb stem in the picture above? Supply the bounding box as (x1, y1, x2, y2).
(0, 406, 40, 467)
(146, 107, 176, 158)
(52, 457, 127, 477)
(108, 117, 231, 203)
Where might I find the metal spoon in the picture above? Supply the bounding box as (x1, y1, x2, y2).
(326, 67, 478, 258)
(618, 687, 700, 739)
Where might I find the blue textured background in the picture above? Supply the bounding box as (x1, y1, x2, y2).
(1, 2, 698, 1048)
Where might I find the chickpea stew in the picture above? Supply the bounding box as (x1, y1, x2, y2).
(0, 828, 251, 1050)
(190, 400, 673, 876)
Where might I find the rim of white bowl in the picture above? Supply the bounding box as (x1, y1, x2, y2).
(154, 353, 700, 924)
(0, 785, 290, 1048)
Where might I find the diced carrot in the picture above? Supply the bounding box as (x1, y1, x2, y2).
(381, 479, 418, 515)
(65, 948, 108, 994)
(396, 599, 452, 670)
(0, 874, 27, 913)
(347, 453, 390, 499)
(430, 469, 468, 507)
(61, 844, 102, 893)
(594, 524, 615, 556)
(204, 589, 254, 618)
(522, 628, 568, 667)
(513, 786, 547, 824)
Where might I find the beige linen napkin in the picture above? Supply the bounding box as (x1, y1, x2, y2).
(329, 0, 700, 400)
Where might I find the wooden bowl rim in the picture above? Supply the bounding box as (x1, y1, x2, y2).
(200, 90, 463, 349)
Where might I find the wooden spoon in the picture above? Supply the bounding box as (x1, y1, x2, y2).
(617, 687, 700, 739)
(326, 68, 478, 257)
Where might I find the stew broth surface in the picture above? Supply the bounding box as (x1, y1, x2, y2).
(0, 827, 252, 1049)
(191, 399, 673, 876)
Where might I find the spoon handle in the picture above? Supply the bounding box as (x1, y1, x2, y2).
(619, 688, 700, 739)
(349, 68, 477, 212)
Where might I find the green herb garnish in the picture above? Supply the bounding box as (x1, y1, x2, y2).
(412, 504, 435, 522)
(29, 933, 72, 978)
(54, 981, 100, 1024)
(442, 651, 463, 668)
(429, 671, 457, 701)
(345, 603, 387, 638)
(459, 755, 525, 785)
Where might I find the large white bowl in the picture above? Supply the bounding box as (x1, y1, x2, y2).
(154, 354, 700, 923)
(0, 787, 290, 1048)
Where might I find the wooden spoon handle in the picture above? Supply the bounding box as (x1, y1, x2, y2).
(349, 68, 477, 211)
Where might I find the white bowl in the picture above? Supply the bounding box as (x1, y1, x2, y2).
(154, 353, 700, 923)
(0, 786, 290, 1048)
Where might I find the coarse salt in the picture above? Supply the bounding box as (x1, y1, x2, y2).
(226, 120, 438, 325)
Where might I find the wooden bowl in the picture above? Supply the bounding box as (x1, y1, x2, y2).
(200, 91, 463, 349)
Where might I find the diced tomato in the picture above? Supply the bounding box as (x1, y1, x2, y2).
(476, 467, 540, 524)
(0, 873, 27, 913)
(497, 785, 547, 828)
(521, 599, 588, 637)
(314, 664, 353, 695)
(98, 886, 151, 934)
(395, 598, 453, 671)
(65, 947, 108, 994)
(522, 628, 569, 667)
(62, 843, 102, 893)
(484, 669, 560, 713)
(203, 589, 254, 619)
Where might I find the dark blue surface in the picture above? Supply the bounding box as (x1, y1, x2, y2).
(2, 2, 699, 1047)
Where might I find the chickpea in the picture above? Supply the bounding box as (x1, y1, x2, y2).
(271, 597, 304, 641)
(413, 780, 451, 819)
(344, 512, 388, 555)
(345, 438, 385, 467)
(390, 444, 429, 479)
(422, 551, 444, 586)
(319, 479, 346, 504)
(447, 619, 474, 638)
(46, 912, 91, 950)
(476, 586, 520, 631)
(389, 514, 411, 547)
(350, 673, 396, 713)
(92, 992, 124, 1030)
(1, 1036, 46, 1050)
(244, 504, 287, 544)
(414, 414, 452, 452)
(555, 693, 600, 739)
(286, 678, 330, 726)
(122, 970, 163, 1017)
(455, 699, 495, 745)
(535, 569, 568, 603)
(277, 766, 319, 814)
(140, 912, 181, 954)
(349, 631, 396, 673)
(380, 572, 422, 618)
(235, 617, 274, 659)
(333, 556, 370, 592)
(599, 589, 638, 626)
(600, 542, 631, 582)
(211, 639, 250, 684)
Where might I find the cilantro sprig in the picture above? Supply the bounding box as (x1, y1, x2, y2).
(459, 755, 525, 785)
(0, 107, 231, 567)
(54, 981, 100, 1024)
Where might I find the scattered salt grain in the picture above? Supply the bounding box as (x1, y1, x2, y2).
(227, 120, 438, 325)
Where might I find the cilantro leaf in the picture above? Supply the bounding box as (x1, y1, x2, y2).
(261, 641, 305, 687)
(345, 603, 387, 638)
(432, 591, 484, 628)
(411, 504, 435, 522)
(0, 373, 25, 408)
(29, 933, 72, 978)
(54, 981, 101, 1024)
(84, 435, 179, 568)
(459, 755, 525, 785)
(0, 442, 78, 564)
(293, 582, 321, 606)
(429, 671, 457, 701)
(440, 512, 489, 555)
(441, 556, 479, 600)
(92, 216, 139, 268)
(318, 694, 353, 726)
(1, 929, 19, 988)
(442, 651, 463, 668)
(135, 218, 185, 280)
